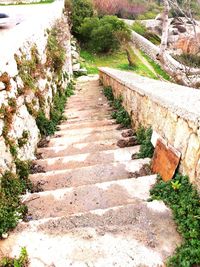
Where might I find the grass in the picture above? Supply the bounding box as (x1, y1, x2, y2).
(141, 51, 171, 81)
(80, 49, 161, 80)
(0, 0, 54, 6)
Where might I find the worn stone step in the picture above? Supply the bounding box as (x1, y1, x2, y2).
(34, 146, 140, 171)
(48, 129, 123, 147)
(59, 118, 116, 129)
(55, 124, 120, 137)
(25, 175, 157, 220)
(30, 158, 150, 191)
(64, 103, 110, 112)
(38, 139, 122, 158)
(0, 202, 181, 267)
(65, 109, 112, 120)
(66, 114, 112, 123)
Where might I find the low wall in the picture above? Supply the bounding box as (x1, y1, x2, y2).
(99, 67, 200, 191)
(131, 31, 200, 83)
(0, 1, 72, 175)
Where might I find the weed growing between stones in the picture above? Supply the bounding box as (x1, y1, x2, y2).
(17, 131, 29, 148)
(0, 171, 28, 238)
(36, 82, 74, 136)
(135, 126, 154, 159)
(150, 174, 200, 267)
(0, 247, 28, 267)
(103, 86, 131, 127)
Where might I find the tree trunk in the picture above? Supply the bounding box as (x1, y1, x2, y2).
(157, 0, 170, 62)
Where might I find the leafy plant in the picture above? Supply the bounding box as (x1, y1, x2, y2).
(0, 247, 28, 267)
(103, 86, 131, 127)
(70, 0, 94, 35)
(135, 126, 154, 158)
(150, 174, 200, 267)
(171, 180, 181, 191)
(36, 82, 74, 137)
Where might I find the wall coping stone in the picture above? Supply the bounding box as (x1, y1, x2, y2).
(99, 67, 200, 125)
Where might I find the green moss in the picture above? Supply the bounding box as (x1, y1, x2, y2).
(150, 174, 200, 267)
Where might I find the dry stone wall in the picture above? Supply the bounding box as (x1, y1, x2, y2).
(99, 67, 200, 191)
(0, 6, 72, 175)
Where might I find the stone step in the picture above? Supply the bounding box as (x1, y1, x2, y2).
(48, 129, 123, 147)
(1, 202, 181, 267)
(25, 175, 157, 220)
(59, 118, 116, 129)
(65, 109, 112, 120)
(66, 114, 112, 123)
(64, 103, 110, 112)
(54, 124, 120, 137)
(30, 157, 151, 191)
(34, 146, 140, 171)
(38, 139, 121, 158)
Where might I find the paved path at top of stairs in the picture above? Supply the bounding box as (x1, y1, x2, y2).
(0, 75, 181, 267)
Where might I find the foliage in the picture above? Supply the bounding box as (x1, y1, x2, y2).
(103, 86, 114, 101)
(0, 247, 28, 267)
(70, 0, 94, 35)
(0, 172, 28, 238)
(46, 27, 66, 75)
(150, 174, 200, 267)
(36, 82, 74, 137)
(103, 86, 131, 127)
(173, 53, 200, 68)
(132, 21, 161, 45)
(18, 131, 29, 148)
(79, 16, 131, 53)
(135, 126, 154, 158)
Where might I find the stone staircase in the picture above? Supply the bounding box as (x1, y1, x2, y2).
(0, 75, 181, 267)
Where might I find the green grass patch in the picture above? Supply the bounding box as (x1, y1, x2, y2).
(150, 174, 200, 267)
(81, 49, 160, 80)
(141, 51, 171, 81)
(0, 0, 54, 6)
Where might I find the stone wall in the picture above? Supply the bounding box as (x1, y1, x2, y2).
(0, 3, 72, 175)
(99, 67, 200, 191)
(131, 31, 200, 83)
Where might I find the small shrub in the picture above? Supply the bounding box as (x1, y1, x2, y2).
(79, 16, 131, 53)
(70, 0, 94, 35)
(150, 174, 200, 267)
(18, 131, 29, 148)
(103, 86, 114, 101)
(46, 27, 66, 75)
(36, 82, 74, 137)
(173, 53, 200, 68)
(132, 21, 147, 36)
(135, 126, 154, 158)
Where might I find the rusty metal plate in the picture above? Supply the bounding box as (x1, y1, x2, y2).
(151, 138, 181, 182)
